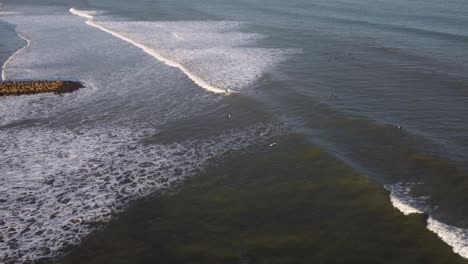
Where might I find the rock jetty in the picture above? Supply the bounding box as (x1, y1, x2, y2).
(0, 81, 83, 96)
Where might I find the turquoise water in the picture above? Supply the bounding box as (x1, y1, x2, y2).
(0, 0, 467, 262)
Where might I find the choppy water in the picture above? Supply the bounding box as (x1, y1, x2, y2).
(1, 0, 467, 263)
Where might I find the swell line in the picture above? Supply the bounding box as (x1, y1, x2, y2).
(69, 8, 230, 95)
(1, 32, 30, 81)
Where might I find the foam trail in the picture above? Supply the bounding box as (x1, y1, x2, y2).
(1, 32, 31, 81)
(69, 8, 228, 94)
(69, 8, 93, 19)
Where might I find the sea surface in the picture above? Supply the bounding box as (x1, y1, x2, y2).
(1, 0, 467, 263)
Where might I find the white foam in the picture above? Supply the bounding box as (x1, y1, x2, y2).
(1, 32, 31, 81)
(427, 217, 468, 259)
(388, 194, 424, 215)
(0, 123, 280, 263)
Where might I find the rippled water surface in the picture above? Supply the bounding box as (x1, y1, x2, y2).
(1, 0, 467, 263)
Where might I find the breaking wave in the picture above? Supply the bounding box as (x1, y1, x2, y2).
(69, 8, 298, 94)
(386, 182, 468, 259)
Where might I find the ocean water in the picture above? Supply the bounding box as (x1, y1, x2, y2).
(1, 0, 468, 263)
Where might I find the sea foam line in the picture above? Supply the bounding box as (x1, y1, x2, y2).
(1, 32, 31, 81)
(69, 8, 229, 94)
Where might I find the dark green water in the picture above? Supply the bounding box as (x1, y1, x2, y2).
(60, 135, 467, 264)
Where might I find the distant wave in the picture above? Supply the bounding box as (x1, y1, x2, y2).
(0, 11, 21, 15)
(323, 14, 468, 41)
(69, 8, 228, 94)
(1, 32, 30, 81)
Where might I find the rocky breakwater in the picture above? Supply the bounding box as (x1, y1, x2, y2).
(0, 80, 83, 96)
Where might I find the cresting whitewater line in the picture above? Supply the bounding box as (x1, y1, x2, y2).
(1, 32, 31, 81)
(69, 8, 230, 95)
